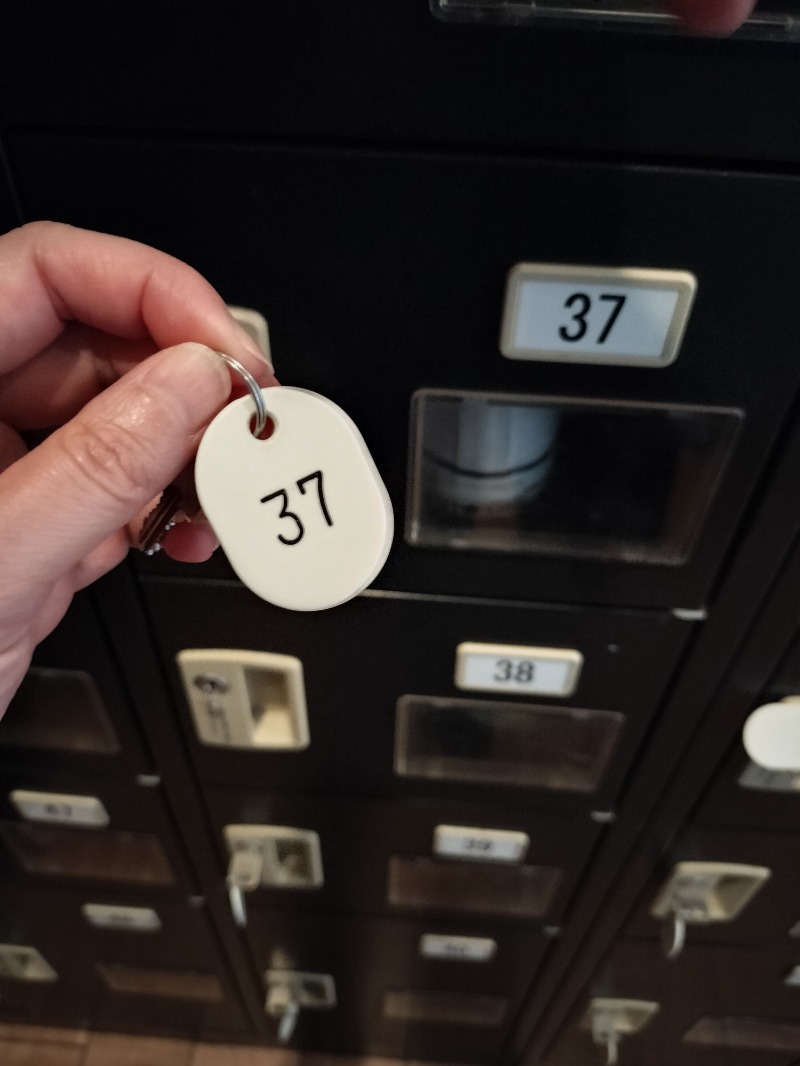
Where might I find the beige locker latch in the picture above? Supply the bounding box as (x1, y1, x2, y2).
(584, 998, 659, 1066)
(265, 971, 336, 1044)
(178, 649, 309, 750)
(650, 861, 771, 959)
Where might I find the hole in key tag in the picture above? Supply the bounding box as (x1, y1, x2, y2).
(195, 358, 394, 611)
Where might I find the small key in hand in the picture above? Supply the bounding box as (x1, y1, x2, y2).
(139, 465, 202, 555)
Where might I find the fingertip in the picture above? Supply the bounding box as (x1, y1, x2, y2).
(162, 521, 219, 563)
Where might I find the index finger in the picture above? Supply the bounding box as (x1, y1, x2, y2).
(0, 221, 269, 378)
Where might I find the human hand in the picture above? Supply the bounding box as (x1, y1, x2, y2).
(668, 0, 757, 34)
(0, 222, 276, 714)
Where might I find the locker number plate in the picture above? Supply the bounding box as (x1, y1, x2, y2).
(433, 824, 529, 863)
(9, 790, 110, 827)
(420, 934, 497, 962)
(455, 642, 582, 697)
(500, 263, 696, 367)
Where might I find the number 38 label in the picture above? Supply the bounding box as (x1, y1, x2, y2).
(455, 642, 583, 697)
(196, 387, 394, 611)
(500, 263, 696, 367)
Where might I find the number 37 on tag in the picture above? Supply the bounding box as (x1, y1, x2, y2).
(195, 388, 394, 612)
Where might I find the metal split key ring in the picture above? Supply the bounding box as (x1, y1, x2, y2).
(216, 351, 268, 437)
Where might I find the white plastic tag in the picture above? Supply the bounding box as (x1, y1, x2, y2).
(196, 387, 393, 611)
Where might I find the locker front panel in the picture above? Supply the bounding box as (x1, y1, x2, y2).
(144, 579, 691, 809)
(206, 788, 601, 925)
(0, 592, 152, 777)
(0, 770, 196, 893)
(545, 940, 800, 1066)
(11, 137, 800, 609)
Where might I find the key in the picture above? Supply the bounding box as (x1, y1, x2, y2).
(138, 465, 202, 555)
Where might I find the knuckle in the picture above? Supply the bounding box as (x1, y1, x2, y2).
(59, 415, 157, 512)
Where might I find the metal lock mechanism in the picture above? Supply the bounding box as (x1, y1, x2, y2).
(265, 970, 336, 1045)
(224, 824, 323, 927)
(650, 861, 771, 959)
(584, 998, 659, 1066)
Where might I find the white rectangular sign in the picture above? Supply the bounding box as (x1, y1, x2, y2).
(9, 789, 109, 828)
(420, 934, 497, 962)
(455, 642, 582, 697)
(433, 824, 529, 863)
(501, 263, 696, 367)
(82, 904, 162, 932)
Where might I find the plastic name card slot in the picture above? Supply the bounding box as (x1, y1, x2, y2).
(177, 649, 309, 750)
(455, 642, 582, 698)
(684, 1017, 800, 1052)
(224, 825, 323, 889)
(431, 0, 800, 40)
(501, 264, 695, 367)
(0, 823, 175, 886)
(82, 904, 162, 932)
(0, 945, 57, 983)
(433, 825, 529, 863)
(388, 855, 561, 917)
(407, 390, 741, 564)
(9, 789, 109, 828)
(98, 963, 224, 1002)
(383, 989, 507, 1027)
(396, 695, 623, 792)
(0, 667, 120, 754)
(420, 934, 497, 962)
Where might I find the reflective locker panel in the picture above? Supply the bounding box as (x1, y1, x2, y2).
(15, 139, 800, 609)
(545, 940, 800, 1066)
(143, 580, 692, 809)
(242, 909, 547, 1062)
(0, 771, 195, 892)
(0, 592, 152, 776)
(206, 789, 600, 923)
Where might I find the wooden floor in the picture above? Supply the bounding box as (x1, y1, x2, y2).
(0, 1026, 438, 1066)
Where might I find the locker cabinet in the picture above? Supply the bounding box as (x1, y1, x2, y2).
(6, 2, 800, 1062)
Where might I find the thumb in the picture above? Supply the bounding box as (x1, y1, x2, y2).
(0, 343, 231, 589)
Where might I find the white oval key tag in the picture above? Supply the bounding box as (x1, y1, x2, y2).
(196, 387, 393, 611)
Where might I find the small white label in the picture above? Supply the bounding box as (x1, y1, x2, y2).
(9, 790, 109, 827)
(82, 904, 162, 932)
(433, 824, 529, 863)
(420, 934, 497, 962)
(500, 264, 696, 367)
(196, 387, 394, 612)
(455, 642, 582, 697)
